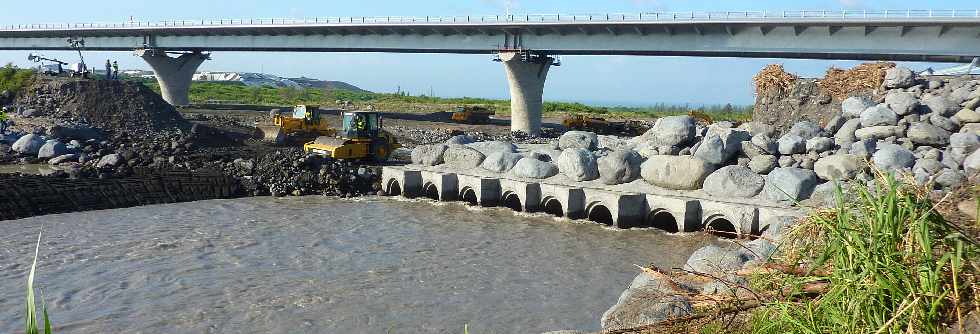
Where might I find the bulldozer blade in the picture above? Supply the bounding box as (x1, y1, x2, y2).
(257, 125, 286, 145)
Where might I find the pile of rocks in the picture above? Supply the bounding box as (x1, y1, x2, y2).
(410, 68, 980, 210)
(203, 148, 380, 197)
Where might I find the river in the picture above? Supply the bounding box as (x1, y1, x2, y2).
(0, 196, 714, 333)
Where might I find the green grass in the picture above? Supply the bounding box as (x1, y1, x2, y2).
(25, 230, 52, 334)
(750, 174, 979, 334)
(0, 63, 35, 94)
(141, 80, 753, 121)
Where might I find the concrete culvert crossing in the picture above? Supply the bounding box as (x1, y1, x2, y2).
(423, 183, 440, 200)
(705, 215, 738, 239)
(502, 193, 523, 212)
(461, 188, 479, 205)
(542, 198, 564, 217)
(644, 210, 679, 233)
(386, 180, 402, 197)
(587, 204, 614, 226)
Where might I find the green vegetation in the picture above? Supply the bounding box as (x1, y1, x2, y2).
(0, 64, 35, 94)
(143, 81, 753, 121)
(751, 174, 978, 333)
(25, 231, 52, 334)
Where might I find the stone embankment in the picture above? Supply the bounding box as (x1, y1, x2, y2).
(401, 67, 980, 333)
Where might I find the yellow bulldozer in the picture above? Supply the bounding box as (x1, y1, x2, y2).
(451, 105, 494, 124)
(303, 111, 401, 162)
(256, 105, 335, 145)
(562, 114, 612, 132)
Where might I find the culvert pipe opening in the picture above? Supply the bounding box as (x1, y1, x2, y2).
(705, 216, 738, 239)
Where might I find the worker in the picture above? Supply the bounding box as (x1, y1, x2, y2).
(104, 60, 112, 80)
(354, 114, 367, 131)
(112, 61, 119, 80)
(0, 107, 8, 134)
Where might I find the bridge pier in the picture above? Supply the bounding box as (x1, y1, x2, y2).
(136, 49, 209, 106)
(500, 51, 554, 136)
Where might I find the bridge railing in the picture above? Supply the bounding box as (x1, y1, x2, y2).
(3, 9, 980, 31)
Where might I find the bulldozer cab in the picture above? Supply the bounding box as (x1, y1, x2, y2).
(292, 105, 321, 123)
(343, 111, 381, 139)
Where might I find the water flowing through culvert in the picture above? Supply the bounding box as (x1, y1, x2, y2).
(0, 196, 716, 333)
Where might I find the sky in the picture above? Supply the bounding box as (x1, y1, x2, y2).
(0, 0, 976, 106)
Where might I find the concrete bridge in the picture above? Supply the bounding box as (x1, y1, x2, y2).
(381, 165, 801, 238)
(3, 10, 980, 134)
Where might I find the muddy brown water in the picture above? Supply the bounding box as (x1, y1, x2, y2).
(0, 196, 714, 333)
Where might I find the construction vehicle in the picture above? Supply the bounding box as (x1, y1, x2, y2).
(451, 105, 494, 124)
(28, 54, 67, 76)
(256, 105, 336, 145)
(303, 111, 400, 162)
(562, 114, 612, 133)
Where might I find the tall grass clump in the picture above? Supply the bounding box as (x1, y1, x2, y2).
(25, 231, 52, 334)
(753, 173, 978, 334)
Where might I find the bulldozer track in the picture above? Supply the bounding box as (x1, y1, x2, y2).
(0, 169, 241, 221)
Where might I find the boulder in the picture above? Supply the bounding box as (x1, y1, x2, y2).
(410, 144, 449, 166)
(481, 151, 524, 172)
(850, 139, 877, 158)
(640, 155, 715, 190)
(749, 155, 778, 174)
(600, 275, 694, 331)
(824, 114, 846, 134)
(913, 158, 944, 176)
(751, 134, 777, 154)
(923, 95, 956, 117)
(963, 123, 980, 135)
(906, 123, 951, 146)
(787, 121, 823, 141)
(935, 168, 966, 188)
(634, 116, 696, 147)
(884, 91, 920, 116)
(764, 167, 818, 202)
(954, 108, 980, 124)
(835, 118, 863, 146)
(950, 133, 980, 162)
(694, 126, 751, 165)
(861, 105, 899, 127)
(843, 96, 876, 118)
(872, 143, 915, 172)
(510, 158, 559, 179)
(883, 67, 916, 89)
(965, 149, 980, 175)
(466, 141, 517, 155)
(12, 134, 45, 155)
(930, 114, 959, 132)
(444, 134, 474, 145)
(528, 149, 562, 162)
(442, 145, 486, 168)
(46, 125, 103, 141)
(737, 122, 776, 137)
(684, 244, 751, 275)
(556, 148, 599, 181)
(814, 154, 864, 181)
(703, 165, 765, 198)
(855, 126, 901, 141)
(805, 137, 834, 153)
(96, 153, 124, 168)
(777, 134, 805, 155)
(37, 140, 68, 159)
(598, 149, 642, 185)
(558, 131, 598, 151)
(48, 154, 78, 165)
(597, 135, 629, 151)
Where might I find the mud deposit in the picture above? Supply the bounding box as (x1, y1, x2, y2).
(0, 197, 713, 333)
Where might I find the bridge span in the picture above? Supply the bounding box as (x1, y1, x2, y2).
(3, 10, 980, 134)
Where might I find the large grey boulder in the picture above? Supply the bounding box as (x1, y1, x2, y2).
(805, 137, 834, 153)
(777, 134, 805, 155)
(12, 134, 44, 155)
(703, 165, 765, 198)
(835, 118, 863, 145)
(872, 143, 915, 172)
(48, 153, 78, 165)
(935, 168, 966, 188)
(963, 123, 980, 135)
(856, 126, 901, 141)
(930, 114, 959, 132)
(950, 133, 980, 162)
(600, 274, 694, 330)
(764, 167, 818, 202)
(97, 153, 124, 168)
(913, 158, 944, 176)
(634, 116, 696, 147)
(814, 154, 864, 181)
(556, 148, 599, 181)
(558, 131, 598, 151)
(442, 145, 486, 168)
(737, 121, 776, 137)
(529, 149, 562, 162)
(749, 155, 778, 174)
(481, 151, 524, 172)
(37, 140, 68, 159)
(597, 149, 642, 185)
(861, 105, 899, 127)
(466, 141, 517, 155)
(751, 134, 777, 154)
(694, 126, 751, 164)
(640, 155, 715, 190)
(884, 91, 920, 116)
(824, 114, 847, 134)
(684, 244, 751, 275)
(788, 121, 823, 141)
(850, 139, 878, 158)
(923, 95, 956, 117)
(510, 158, 559, 179)
(906, 123, 951, 146)
(410, 144, 449, 166)
(965, 149, 980, 175)
(843, 96, 876, 118)
(883, 67, 916, 89)
(444, 134, 475, 145)
(954, 108, 980, 124)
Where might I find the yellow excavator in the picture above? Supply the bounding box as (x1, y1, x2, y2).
(256, 105, 336, 145)
(451, 105, 494, 124)
(562, 114, 612, 132)
(303, 111, 401, 162)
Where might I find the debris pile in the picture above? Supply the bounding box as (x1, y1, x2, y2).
(753, 64, 798, 96)
(818, 62, 895, 100)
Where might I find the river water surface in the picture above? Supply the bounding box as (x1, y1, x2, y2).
(0, 196, 713, 333)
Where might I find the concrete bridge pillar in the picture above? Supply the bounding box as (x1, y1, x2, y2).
(500, 51, 554, 136)
(136, 49, 209, 106)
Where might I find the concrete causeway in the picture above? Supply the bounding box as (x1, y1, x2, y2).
(382, 164, 803, 237)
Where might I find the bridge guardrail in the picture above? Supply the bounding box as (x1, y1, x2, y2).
(3, 9, 980, 31)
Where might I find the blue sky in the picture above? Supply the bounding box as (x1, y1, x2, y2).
(0, 1, 976, 106)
